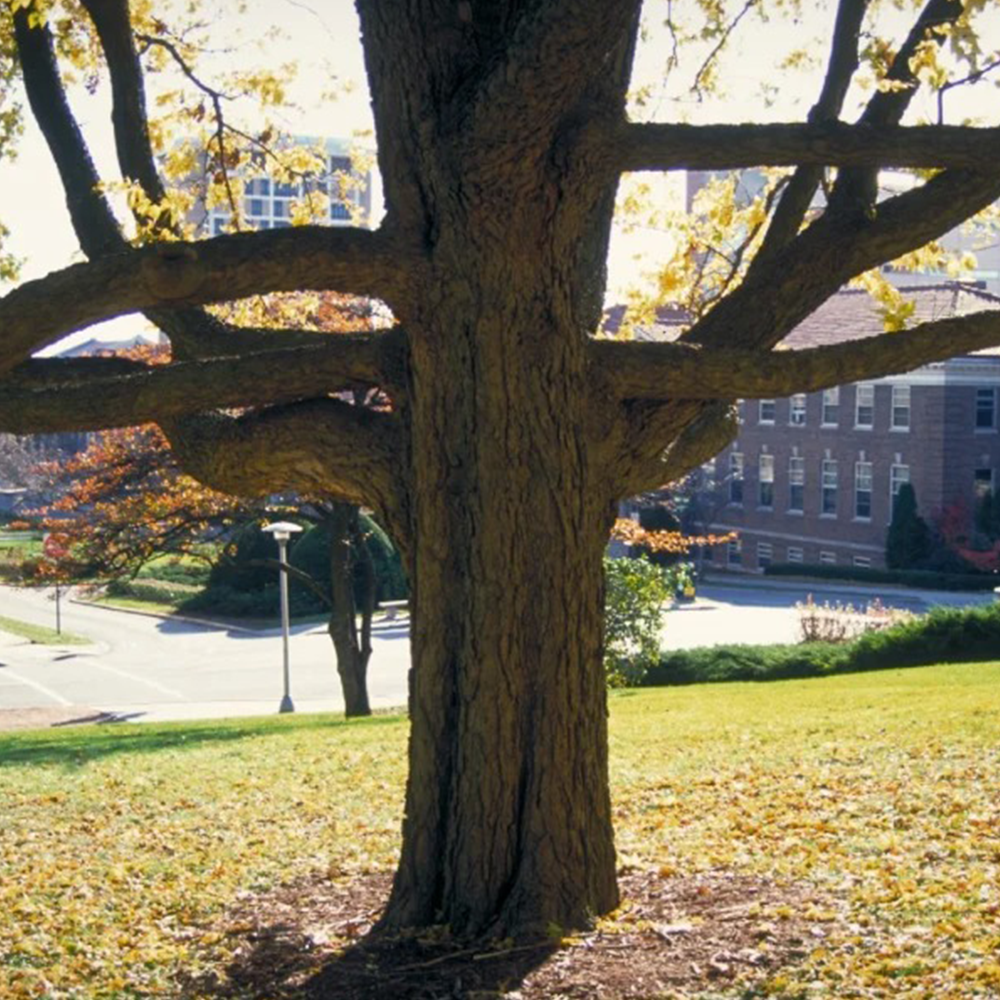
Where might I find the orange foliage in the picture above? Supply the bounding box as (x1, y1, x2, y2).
(611, 518, 735, 554)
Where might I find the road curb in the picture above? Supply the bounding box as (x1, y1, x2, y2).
(69, 597, 261, 634)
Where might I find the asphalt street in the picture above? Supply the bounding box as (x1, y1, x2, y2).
(0, 578, 992, 724)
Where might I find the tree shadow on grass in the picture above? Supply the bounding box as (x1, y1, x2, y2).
(180, 873, 557, 1000)
(0, 713, 402, 770)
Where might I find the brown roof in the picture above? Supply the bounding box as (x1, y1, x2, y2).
(781, 282, 1000, 350)
(609, 282, 1000, 353)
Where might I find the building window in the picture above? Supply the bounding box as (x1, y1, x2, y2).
(787, 546, 804, 563)
(889, 463, 910, 518)
(891, 385, 911, 431)
(759, 399, 776, 424)
(819, 550, 836, 565)
(821, 459, 838, 516)
(854, 461, 873, 520)
(758, 453, 775, 508)
(729, 452, 744, 504)
(855, 384, 874, 429)
(757, 542, 773, 569)
(790, 394, 807, 426)
(975, 468, 993, 501)
(976, 388, 996, 430)
(788, 456, 805, 512)
(822, 387, 839, 427)
(853, 556, 872, 568)
(728, 539, 742, 566)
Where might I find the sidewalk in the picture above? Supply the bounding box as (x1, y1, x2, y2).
(699, 571, 996, 609)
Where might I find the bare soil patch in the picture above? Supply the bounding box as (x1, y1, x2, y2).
(179, 869, 838, 999)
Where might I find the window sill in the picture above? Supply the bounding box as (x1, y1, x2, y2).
(853, 517, 872, 524)
(853, 425, 874, 431)
(786, 509, 804, 516)
(819, 513, 837, 519)
(974, 427, 998, 434)
(889, 427, 910, 433)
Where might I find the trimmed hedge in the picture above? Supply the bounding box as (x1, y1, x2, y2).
(764, 562, 998, 592)
(644, 601, 1000, 687)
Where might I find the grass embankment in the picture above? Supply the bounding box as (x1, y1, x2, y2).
(0, 615, 89, 645)
(2, 663, 999, 998)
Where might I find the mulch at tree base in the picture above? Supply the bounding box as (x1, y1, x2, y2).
(177, 868, 840, 999)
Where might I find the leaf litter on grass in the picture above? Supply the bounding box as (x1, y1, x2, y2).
(0, 662, 998, 998)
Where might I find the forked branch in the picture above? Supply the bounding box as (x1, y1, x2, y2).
(593, 310, 1000, 402)
(0, 226, 405, 374)
(162, 399, 403, 519)
(0, 331, 406, 433)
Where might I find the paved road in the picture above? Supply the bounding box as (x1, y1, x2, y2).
(0, 585, 411, 723)
(0, 577, 992, 724)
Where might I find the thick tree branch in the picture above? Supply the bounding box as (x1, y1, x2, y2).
(0, 330, 406, 433)
(14, 7, 383, 363)
(593, 310, 1000, 402)
(829, 0, 963, 217)
(0, 226, 406, 374)
(749, 0, 867, 270)
(688, 168, 1000, 352)
(12, 9, 127, 257)
(614, 121, 1000, 173)
(78, 0, 166, 206)
(162, 399, 403, 518)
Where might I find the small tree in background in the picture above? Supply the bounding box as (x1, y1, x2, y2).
(886, 483, 931, 570)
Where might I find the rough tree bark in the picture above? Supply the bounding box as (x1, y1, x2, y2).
(3, 0, 1000, 939)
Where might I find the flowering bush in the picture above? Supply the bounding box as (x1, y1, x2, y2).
(796, 595, 916, 644)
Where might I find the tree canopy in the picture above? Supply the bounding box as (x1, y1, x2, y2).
(1, 0, 1000, 937)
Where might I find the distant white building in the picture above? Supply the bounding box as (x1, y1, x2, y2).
(195, 136, 372, 236)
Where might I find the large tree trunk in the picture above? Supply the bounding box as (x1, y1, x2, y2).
(326, 502, 373, 718)
(382, 213, 621, 934)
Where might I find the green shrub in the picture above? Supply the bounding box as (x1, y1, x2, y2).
(604, 555, 671, 686)
(180, 583, 283, 618)
(105, 579, 199, 605)
(643, 602, 1000, 687)
(764, 562, 996, 591)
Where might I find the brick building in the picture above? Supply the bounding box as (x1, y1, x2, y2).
(699, 283, 1000, 571)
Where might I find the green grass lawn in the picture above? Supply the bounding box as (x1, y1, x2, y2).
(1, 663, 998, 998)
(0, 614, 90, 645)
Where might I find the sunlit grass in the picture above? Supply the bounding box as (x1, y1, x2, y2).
(0, 614, 90, 645)
(1, 662, 998, 997)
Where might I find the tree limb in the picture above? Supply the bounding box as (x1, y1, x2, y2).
(0, 330, 406, 433)
(688, 167, 1000, 352)
(161, 399, 403, 518)
(0, 226, 406, 374)
(593, 310, 1000, 402)
(748, 0, 867, 270)
(614, 121, 1000, 173)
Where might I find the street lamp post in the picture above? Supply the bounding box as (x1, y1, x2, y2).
(262, 521, 303, 713)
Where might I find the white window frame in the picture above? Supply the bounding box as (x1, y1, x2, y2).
(889, 463, 910, 519)
(821, 459, 838, 517)
(788, 456, 805, 513)
(758, 399, 776, 425)
(758, 453, 775, 509)
(854, 461, 873, 521)
(729, 452, 744, 505)
(855, 384, 875, 430)
(789, 394, 807, 426)
(819, 550, 836, 565)
(976, 387, 996, 431)
(891, 384, 911, 431)
(822, 387, 839, 427)
(853, 556, 872, 569)
(786, 546, 804, 564)
(728, 538, 742, 566)
(757, 542, 773, 569)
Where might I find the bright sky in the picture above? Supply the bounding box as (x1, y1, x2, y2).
(1, 0, 996, 352)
